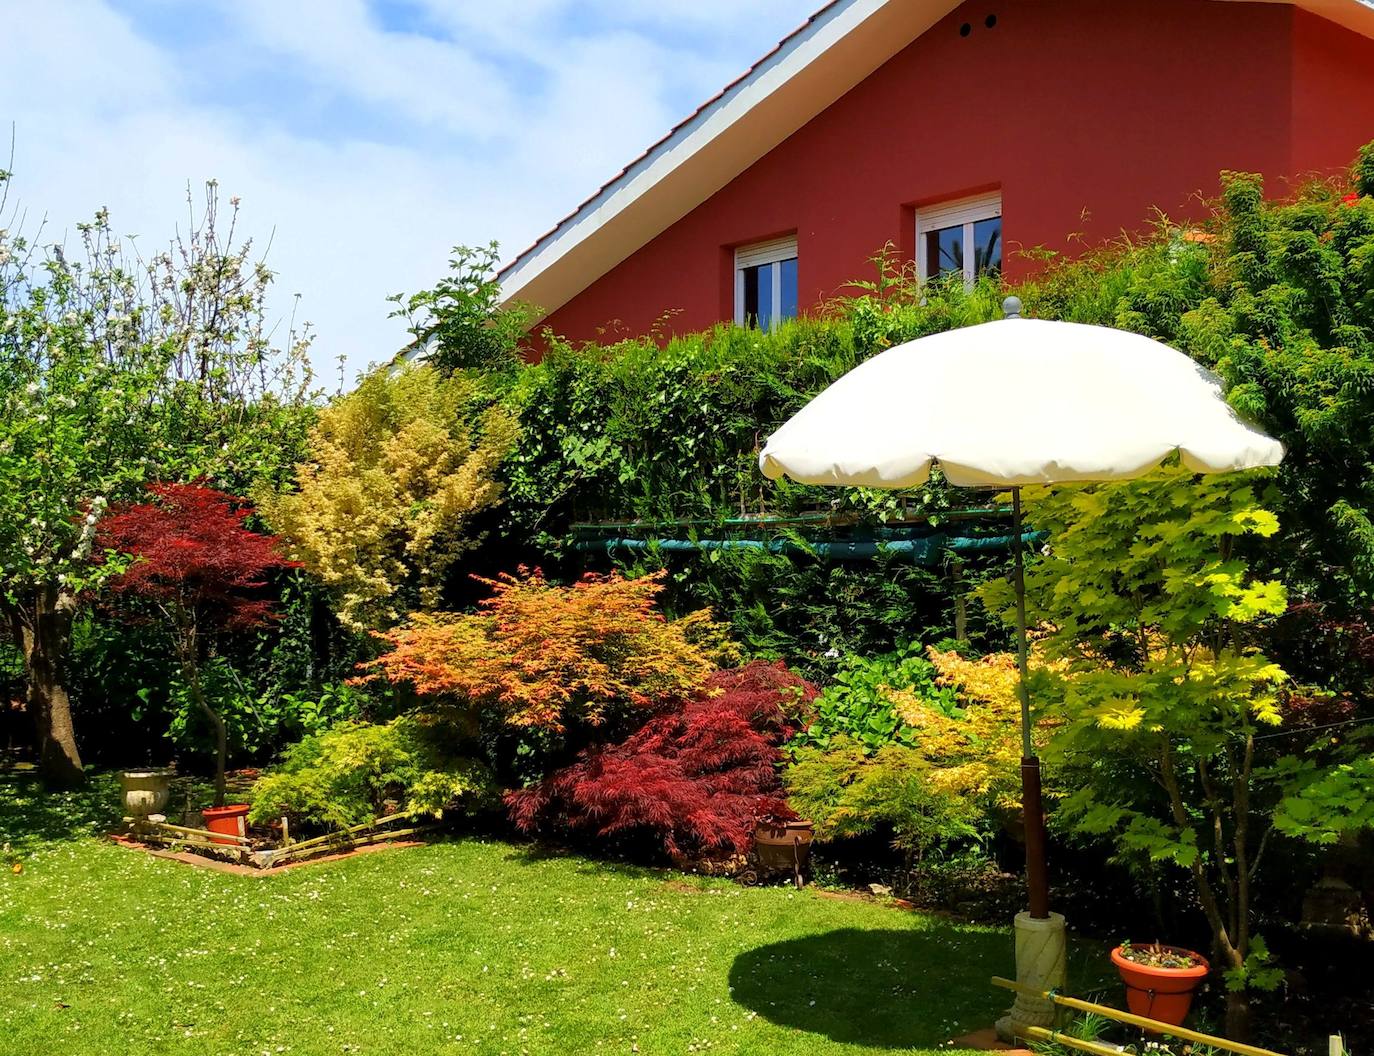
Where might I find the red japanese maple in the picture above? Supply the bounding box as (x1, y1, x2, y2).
(507, 661, 816, 861)
(99, 482, 297, 804)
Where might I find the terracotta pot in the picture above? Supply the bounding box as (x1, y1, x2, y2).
(202, 804, 251, 846)
(119, 768, 175, 818)
(754, 819, 814, 878)
(1110, 944, 1209, 1026)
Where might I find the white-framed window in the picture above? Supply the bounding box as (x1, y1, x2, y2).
(734, 235, 798, 329)
(915, 192, 1002, 284)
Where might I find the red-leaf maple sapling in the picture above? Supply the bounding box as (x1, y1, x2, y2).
(99, 483, 297, 806)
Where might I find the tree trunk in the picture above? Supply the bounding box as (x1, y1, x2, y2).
(6, 590, 84, 786)
(1225, 989, 1252, 1041)
(179, 653, 227, 808)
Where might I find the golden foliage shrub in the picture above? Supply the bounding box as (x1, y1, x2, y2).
(261, 365, 515, 630)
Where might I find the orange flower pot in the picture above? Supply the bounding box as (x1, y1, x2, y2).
(202, 804, 250, 846)
(1110, 944, 1209, 1026)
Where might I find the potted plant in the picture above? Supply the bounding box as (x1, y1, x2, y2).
(202, 803, 252, 846)
(1110, 941, 1210, 1026)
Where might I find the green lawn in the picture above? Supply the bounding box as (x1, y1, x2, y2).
(2, 770, 1049, 1056)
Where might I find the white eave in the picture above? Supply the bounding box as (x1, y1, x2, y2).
(498, 0, 1374, 325)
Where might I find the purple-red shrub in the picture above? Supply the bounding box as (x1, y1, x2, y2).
(506, 661, 816, 860)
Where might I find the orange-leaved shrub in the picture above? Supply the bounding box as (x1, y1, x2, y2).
(355, 568, 735, 733)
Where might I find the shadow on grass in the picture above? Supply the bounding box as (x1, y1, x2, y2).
(0, 767, 122, 855)
(501, 840, 673, 882)
(729, 926, 1008, 1049)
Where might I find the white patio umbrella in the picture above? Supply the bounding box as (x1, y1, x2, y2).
(758, 297, 1283, 1030)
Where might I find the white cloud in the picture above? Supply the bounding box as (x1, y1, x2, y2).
(0, 0, 810, 383)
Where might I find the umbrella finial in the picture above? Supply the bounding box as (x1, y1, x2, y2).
(1002, 295, 1023, 319)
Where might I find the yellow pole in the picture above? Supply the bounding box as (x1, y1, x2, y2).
(990, 977, 1288, 1056)
(1014, 1024, 1131, 1056)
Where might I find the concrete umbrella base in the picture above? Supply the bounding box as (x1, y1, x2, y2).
(995, 911, 1067, 1042)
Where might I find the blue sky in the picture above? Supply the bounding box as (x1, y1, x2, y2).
(0, 0, 809, 382)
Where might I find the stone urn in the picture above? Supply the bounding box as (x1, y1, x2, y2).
(119, 768, 176, 819)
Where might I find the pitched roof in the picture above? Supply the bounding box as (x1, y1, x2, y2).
(498, 0, 1374, 324)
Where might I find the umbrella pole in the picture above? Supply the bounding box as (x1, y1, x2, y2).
(996, 487, 1065, 1043)
(1011, 487, 1050, 919)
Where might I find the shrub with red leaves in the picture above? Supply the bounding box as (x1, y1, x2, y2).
(506, 661, 816, 861)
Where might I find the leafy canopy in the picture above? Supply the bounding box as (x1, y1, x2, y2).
(99, 482, 297, 632)
(0, 185, 315, 611)
(981, 466, 1289, 990)
(261, 363, 515, 630)
(356, 569, 733, 734)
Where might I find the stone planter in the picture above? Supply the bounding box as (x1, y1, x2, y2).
(119, 768, 175, 818)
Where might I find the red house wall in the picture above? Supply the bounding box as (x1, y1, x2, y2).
(1290, 8, 1374, 181)
(537, 0, 1372, 347)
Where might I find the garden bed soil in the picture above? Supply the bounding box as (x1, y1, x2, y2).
(108, 832, 427, 875)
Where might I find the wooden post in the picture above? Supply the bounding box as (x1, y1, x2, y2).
(1011, 488, 1051, 920)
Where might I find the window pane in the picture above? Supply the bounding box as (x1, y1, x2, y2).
(925, 224, 963, 279)
(758, 262, 776, 328)
(778, 257, 798, 322)
(739, 256, 798, 328)
(973, 217, 1002, 277)
(742, 264, 761, 325)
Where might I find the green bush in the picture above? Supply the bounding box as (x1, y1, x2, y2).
(155, 661, 367, 762)
(248, 717, 497, 830)
(453, 301, 1016, 671)
(784, 736, 981, 862)
(785, 643, 961, 756)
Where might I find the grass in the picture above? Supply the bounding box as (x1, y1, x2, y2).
(0, 769, 1085, 1056)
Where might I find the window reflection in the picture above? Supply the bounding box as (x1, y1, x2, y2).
(926, 225, 965, 279)
(973, 217, 1002, 276)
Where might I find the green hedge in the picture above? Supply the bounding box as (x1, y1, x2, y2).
(445, 143, 1374, 689)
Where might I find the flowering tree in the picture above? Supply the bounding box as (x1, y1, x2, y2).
(0, 179, 314, 784)
(99, 483, 297, 805)
(260, 364, 514, 631)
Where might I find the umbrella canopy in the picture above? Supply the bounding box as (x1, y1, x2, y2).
(759, 316, 1284, 488)
(755, 306, 1285, 935)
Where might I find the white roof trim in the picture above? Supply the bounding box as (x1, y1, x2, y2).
(499, 0, 1374, 326)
